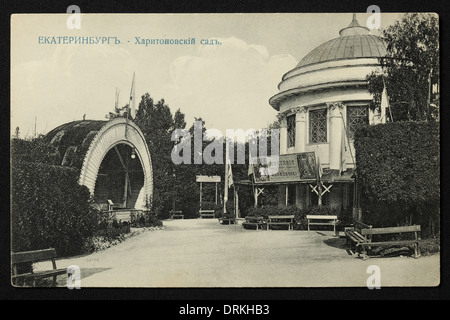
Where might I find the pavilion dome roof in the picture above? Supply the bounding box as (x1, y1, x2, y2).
(295, 14, 386, 69)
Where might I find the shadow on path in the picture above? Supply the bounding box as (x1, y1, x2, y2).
(53, 267, 112, 287)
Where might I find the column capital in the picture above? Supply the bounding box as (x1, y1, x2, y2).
(293, 106, 307, 114)
(276, 113, 288, 127)
(294, 106, 307, 121)
(327, 102, 345, 117)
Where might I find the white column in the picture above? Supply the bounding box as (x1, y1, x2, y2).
(328, 102, 345, 170)
(279, 115, 287, 155)
(294, 106, 307, 153)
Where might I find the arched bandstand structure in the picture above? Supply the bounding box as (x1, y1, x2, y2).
(43, 118, 153, 210)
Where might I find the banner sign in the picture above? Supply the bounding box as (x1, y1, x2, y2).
(196, 175, 221, 183)
(252, 152, 317, 183)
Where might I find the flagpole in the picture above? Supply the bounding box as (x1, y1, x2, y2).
(382, 77, 393, 122)
(339, 112, 356, 169)
(125, 72, 135, 138)
(224, 138, 228, 214)
(339, 110, 359, 220)
(316, 156, 322, 206)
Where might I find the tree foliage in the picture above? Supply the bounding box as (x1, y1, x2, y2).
(105, 93, 281, 218)
(366, 13, 439, 122)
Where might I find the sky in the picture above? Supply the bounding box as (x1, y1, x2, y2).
(11, 12, 403, 138)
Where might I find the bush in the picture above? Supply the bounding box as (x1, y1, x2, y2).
(11, 138, 60, 165)
(213, 201, 234, 218)
(354, 121, 440, 234)
(130, 210, 163, 228)
(94, 225, 130, 238)
(11, 160, 100, 257)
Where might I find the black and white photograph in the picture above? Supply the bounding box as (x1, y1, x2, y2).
(9, 9, 441, 291)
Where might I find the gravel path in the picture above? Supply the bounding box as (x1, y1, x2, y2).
(36, 219, 440, 288)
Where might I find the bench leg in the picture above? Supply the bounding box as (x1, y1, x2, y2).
(414, 243, 421, 259)
(362, 247, 369, 261)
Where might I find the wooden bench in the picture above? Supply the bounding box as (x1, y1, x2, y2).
(11, 248, 67, 287)
(199, 209, 216, 219)
(307, 215, 339, 236)
(345, 220, 373, 255)
(242, 216, 266, 230)
(169, 210, 184, 219)
(359, 225, 421, 260)
(267, 215, 295, 230)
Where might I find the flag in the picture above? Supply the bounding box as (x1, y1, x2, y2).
(340, 126, 347, 176)
(380, 81, 389, 123)
(316, 155, 323, 182)
(227, 162, 234, 188)
(129, 72, 136, 118)
(224, 141, 233, 214)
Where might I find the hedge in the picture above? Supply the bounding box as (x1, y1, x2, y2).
(11, 160, 100, 257)
(354, 121, 440, 231)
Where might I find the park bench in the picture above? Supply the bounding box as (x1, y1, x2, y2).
(170, 210, 184, 219)
(307, 215, 339, 236)
(267, 215, 295, 230)
(199, 209, 216, 219)
(359, 225, 421, 260)
(345, 220, 373, 255)
(242, 216, 266, 230)
(11, 248, 67, 287)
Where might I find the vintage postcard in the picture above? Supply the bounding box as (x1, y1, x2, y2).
(10, 11, 440, 289)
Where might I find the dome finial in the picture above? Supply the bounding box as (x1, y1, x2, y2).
(339, 13, 370, 36)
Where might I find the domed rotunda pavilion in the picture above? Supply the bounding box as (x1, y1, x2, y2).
(239, 14, 387, 216)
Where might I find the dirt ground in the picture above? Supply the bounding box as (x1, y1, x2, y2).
(34, 219, 440, 288)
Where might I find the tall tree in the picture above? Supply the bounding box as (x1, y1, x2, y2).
(366, 13, 439, 122)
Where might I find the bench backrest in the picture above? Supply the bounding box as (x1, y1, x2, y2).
(246, 216, 264, 220)
(268, 215, 294, 219)
(12, 248, 57, 265)
(353, 220, 372, 230)
(361, 225, 421, 236)
(306, 215, 337, 220)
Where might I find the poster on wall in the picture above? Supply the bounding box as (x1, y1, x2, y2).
(253, 152, 317, 182)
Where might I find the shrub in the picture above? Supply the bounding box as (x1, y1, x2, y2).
(354, 121, 440, 234)
(11, 160, 100, 257)
(213, 201, 234, 218)
(11, 138, 60, 165)
(130, 210, 163, 228)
